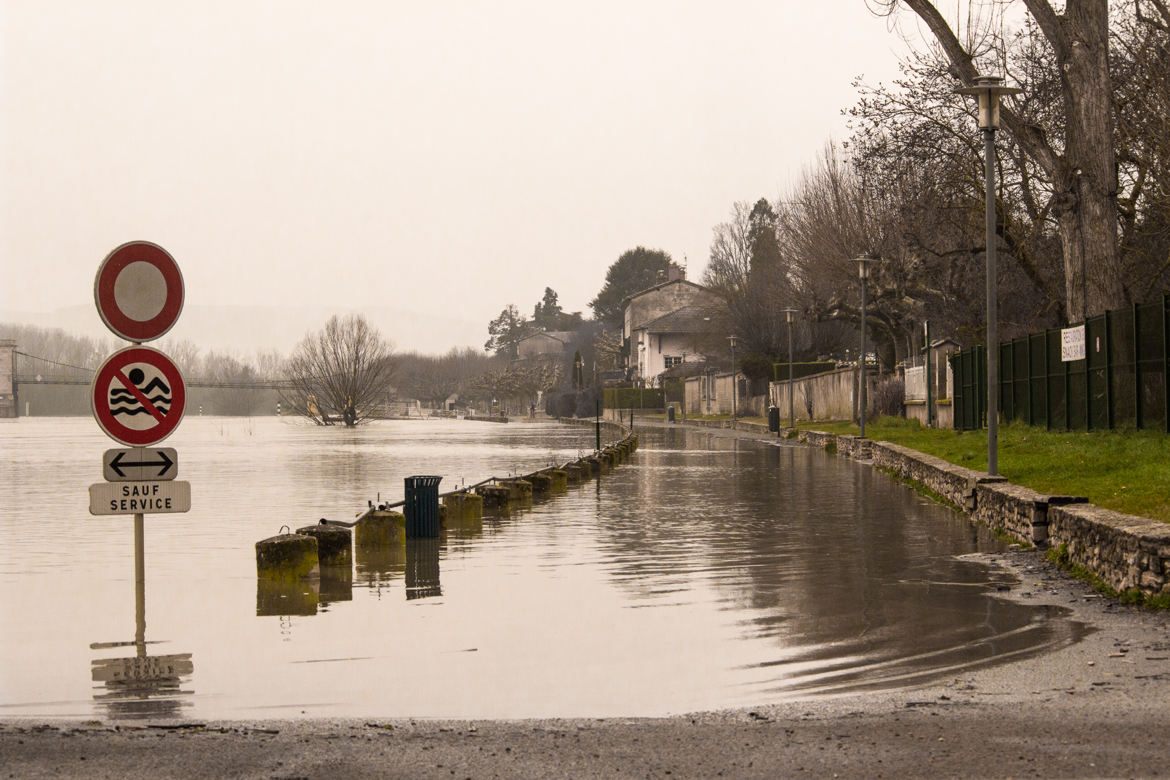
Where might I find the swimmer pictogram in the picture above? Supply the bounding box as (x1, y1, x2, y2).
(92, 346, 186, 446)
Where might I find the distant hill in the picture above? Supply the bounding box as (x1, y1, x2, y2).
(0, 303, 485, 357)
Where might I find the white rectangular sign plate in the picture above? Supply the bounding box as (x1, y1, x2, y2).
(102, 448, 178, 481)
(89, 480, 191, 515)
(1061, 325, 1086, 362)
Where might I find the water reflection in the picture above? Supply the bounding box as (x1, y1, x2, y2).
(405, 539, 442, 600)
(319, 564, 354, 607)
(256, 577, 318, 616)
(91, 652, 194, 720)
(90, 561, 193, 719)
(591, 427, 1087, 696)
(355, 543, 406, 592)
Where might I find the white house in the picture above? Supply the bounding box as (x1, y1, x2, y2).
(622, 274, 722, 385)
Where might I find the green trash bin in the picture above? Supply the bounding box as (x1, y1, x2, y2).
(404, 475, 442, 538)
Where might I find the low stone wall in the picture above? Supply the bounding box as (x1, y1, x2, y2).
(1048, 503, 1170, 596)
(869, 442, 997, 511)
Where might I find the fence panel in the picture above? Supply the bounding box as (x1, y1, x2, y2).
(950, 295, 1170, 433)
(1136, 299, 1167, 431)
(1110, 308, 1136, 428)
(1045, 329, 1065, 430)
(950, 347, 985, 431)
(1028, 332, 1047, 425)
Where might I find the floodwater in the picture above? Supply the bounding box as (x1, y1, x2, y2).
(0, 416, 1084, 721)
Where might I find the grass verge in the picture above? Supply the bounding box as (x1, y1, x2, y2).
(801, 417, 1170, 523)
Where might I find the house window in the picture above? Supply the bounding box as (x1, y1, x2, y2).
(664, 356, 683, 368)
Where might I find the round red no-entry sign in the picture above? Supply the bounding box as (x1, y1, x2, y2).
(91, 346, 186, 446)
(94, 241, 184, 342)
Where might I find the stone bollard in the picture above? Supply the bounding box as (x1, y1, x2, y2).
(443, 491, 484, 523)
(564, 464, 583, 484)
(528, 472, 553, 496)
(256, 533, 319, 581)
(500, 479, 533, 502)
(477, 484, 511, 509)
(296, 521, 352, 567)
(548, 469, 568, 491)
(355, 510, 405, 548)
(586, 456, 604, 475)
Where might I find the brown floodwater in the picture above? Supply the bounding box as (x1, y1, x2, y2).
(0, 416, 1084, 720)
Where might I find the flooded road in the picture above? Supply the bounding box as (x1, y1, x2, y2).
(0, 417, 1084, 720)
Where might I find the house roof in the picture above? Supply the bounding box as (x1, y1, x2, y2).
(638, 305, 722, 335)
(621, 278, 710, 306)
(518, 330, 574, 345)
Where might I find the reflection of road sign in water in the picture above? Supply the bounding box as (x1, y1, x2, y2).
(92, 346, 186, 446)
(94, 241, 184, 342)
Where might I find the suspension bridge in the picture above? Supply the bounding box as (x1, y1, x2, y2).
(11, 350, 291, 391)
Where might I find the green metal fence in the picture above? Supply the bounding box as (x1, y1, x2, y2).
(950, 295, 1170, 432)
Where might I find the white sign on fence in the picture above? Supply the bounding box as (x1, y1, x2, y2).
(1061, 325, 1086, 362)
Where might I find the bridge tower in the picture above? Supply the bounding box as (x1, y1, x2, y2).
(0, 339, 15, 418)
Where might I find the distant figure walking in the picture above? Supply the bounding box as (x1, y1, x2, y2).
(529, 403, 535, 419)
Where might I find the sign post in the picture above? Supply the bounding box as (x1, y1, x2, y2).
(90, 241, 190, 662)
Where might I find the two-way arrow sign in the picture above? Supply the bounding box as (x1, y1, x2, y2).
(102, 448, 178, 482)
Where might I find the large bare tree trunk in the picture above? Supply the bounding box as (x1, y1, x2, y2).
(899, 0, 1127, 321)
(1049, 0, 1127, 319)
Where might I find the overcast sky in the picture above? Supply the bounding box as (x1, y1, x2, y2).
(0, 1, 917, 356)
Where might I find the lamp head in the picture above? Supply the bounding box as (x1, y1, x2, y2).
(955, 75, 1022, 130)
(856, 253, 878, 280)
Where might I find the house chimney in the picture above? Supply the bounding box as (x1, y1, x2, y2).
(668, 263, 685, 282)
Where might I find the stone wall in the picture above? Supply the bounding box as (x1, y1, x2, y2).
(1048, 503, 1170, 596)
(868, 441, 996, 510)
(771, 367, 874, 423)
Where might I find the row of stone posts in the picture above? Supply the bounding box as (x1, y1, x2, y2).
(254, 433, 639, 588)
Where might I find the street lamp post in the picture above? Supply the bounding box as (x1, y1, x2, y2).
(728, 335, 738, 420)
(857, 254, 878, 438)
(638, 342, 646, 412)
(782, 308, 797, 429)
(956, 75, 1021, 477)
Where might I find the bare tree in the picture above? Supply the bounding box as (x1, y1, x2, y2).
(877, 0, 1127, 321)
(282, 314, 396, 427)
